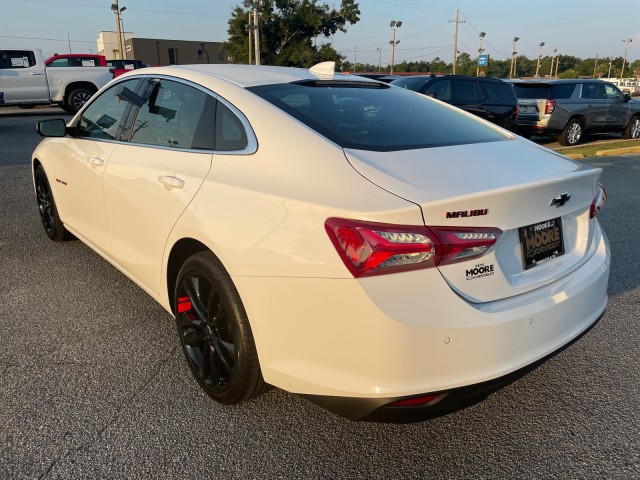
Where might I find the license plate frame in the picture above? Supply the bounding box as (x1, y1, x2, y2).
(519, 217, 565, 270)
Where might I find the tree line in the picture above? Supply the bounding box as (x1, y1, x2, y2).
(346, 54, 640, 79)
(225, 1, 638, 79)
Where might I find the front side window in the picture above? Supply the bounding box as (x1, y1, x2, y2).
(249, 81, 506, 151)
(424, 79, 452, 100)
(603, 84, 624, 101)
(75, 79, 142, 140)
(581, 83, 604, 100)
(129, 79, 215, 150)
(452, 80, 485, 101)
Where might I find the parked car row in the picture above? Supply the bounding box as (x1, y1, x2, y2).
(377, 73, 640, 146)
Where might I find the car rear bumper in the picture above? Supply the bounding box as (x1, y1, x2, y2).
(233, 223, 609, 418)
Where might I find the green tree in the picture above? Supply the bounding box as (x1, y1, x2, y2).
(225, 0, 360, 68)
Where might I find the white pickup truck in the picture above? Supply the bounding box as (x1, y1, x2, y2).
(0, 48, 113, 113)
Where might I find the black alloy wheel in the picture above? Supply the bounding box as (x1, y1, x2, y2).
(67, 87, 93, 113)
(34, 165, 71, 241)
(175, 252, 266, 404)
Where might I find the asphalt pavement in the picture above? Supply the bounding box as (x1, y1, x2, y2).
(1, 108, 639, 479)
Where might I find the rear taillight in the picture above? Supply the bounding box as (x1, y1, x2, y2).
(545, 99, 556, 114)
(325, 218, 502, 277)
(590, 184, 607, 218)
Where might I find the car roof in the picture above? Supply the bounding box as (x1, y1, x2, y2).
(512, 78, 607, 85)
(130, 63, 379, 88)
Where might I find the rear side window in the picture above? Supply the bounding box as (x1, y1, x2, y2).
(452, 80, 485, 101)
(512, 84, 551, 99)
(481, 81, 517, 101)
(249, 81, 507, 151)
(391, 77, 429, 92)
(47, 58, 70, 67)
(0, 50, 37, 69)
(581, 83, 604, 100)
(551, 83, 576, 99)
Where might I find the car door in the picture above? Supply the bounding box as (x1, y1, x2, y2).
(449, 79, 485, 119)
(102, 78, 214, 294)
(603, 83, 630, 130)
(0, 50, 48, 103)
(579, 83, 607, 131)
(53, 78, 142, 253)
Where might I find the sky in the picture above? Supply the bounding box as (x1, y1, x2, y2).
(1, 0, 639, 66)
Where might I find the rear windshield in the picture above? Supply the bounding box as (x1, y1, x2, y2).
(248, 81, 507, 151)
(512, 83, 576, 100)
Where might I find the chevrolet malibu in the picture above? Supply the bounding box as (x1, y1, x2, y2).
(32, 62, 610, 421)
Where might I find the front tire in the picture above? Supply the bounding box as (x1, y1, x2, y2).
(558, 118, 583, 146)
(34, 165, 73, 241)
(175, 252, 267, 405)
(623, 115, 640, 139)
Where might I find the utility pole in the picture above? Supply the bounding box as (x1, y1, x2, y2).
(377, 47, 382, 71)
(354, 46, 357, 72)
(593, 53, 599, 78)
(549, 48, 557, 78)
(555, 52, 560, 78)
(247, 10, 252, 65)
(253, 3, 260, 65)
(389, 20, 402, 74)
(111, 1, 124, 60)
(449, 9, 464, 74)
(476, 32, 486, 77)
(509, 37, 519, 79)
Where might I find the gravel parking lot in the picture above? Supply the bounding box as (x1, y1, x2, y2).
(1, 108, 639, 479)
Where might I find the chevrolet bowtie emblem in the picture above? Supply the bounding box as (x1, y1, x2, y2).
(550, 192, 572, 207)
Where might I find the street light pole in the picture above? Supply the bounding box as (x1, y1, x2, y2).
(593, 53, 599, 78)
(476, 32, 486, 77)
(111, 1, 124, 60)
(535, 42, 545, 79)
(119, 6, 127, 60)
(509, 36, 519, 78)
(390, 20, 402, 74)
(620, 38, 633, 83)
(549, 48, 557, 78)
(377, 47, 382, 72)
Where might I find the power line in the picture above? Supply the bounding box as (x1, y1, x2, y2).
(22, 0, 229, 18)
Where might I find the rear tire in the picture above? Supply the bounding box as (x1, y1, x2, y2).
(66, 87, 94, 113)
(558, 118, 583, 146)
(175, 252, 268, 405)
(34, 165, 73, 241)
(623, 115, 640, 139)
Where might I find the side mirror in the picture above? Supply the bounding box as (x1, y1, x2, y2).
(35, 118, 67, 137)
(624, 93, 631, 102)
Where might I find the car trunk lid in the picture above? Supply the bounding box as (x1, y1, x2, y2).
(344, 139, 603, 303)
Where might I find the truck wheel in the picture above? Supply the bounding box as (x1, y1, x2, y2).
(66, 87, 94, 113)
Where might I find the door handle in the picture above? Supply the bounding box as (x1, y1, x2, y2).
(86, 157, 104, 166)
(158, 175, 185, 189)
(30, 72, 44, 76)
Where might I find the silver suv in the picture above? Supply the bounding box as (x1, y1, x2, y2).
(512, 79, 640, 145)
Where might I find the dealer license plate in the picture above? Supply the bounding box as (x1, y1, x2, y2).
(519, 217, 565, 270)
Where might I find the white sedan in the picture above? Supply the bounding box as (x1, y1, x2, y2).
(32, 62, 609, 421)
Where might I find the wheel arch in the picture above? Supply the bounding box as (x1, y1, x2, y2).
(166, 237, 215, 315)
(63, 81, 98, 101)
